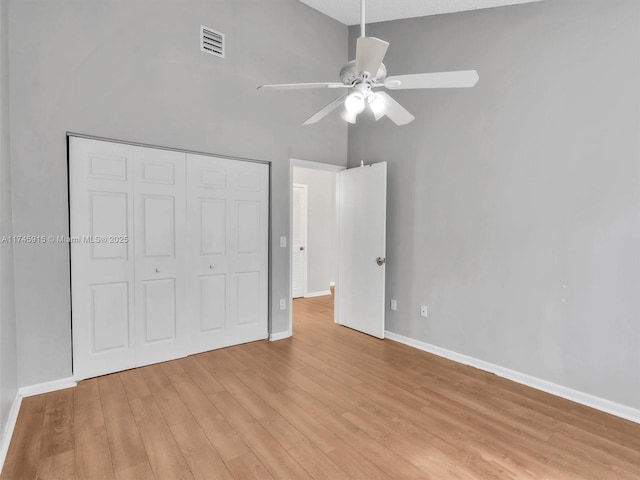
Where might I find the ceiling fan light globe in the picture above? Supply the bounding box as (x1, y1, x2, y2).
(368, 93, 387, 119)
(341, 109, 358, 124)
(345, 92, 366, 114)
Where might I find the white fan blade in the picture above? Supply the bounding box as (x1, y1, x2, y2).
(258, 82, 348, 91)
(377, 92, 415, 126)
(383, 70, 479, 90)
(303, 95, 348, 126)
(355, 37, 389, 77)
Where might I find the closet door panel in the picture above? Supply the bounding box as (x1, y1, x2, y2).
(186, 154, 268, 353)
(200, 198, 226, 255)
(142, 195, 175, 257)
(228, 161, 269, 342)
(89, 192, 129, 260)
(236, 201, 260, 254)
(235, 272, 260, 326)
(142, 279, 177, 342)
(133, 146, 187, 366)
(198, 274, 226, 332)
(90, 282, 130, 352)
(186, 155, 230, 353)
(70, 137, 136, 380)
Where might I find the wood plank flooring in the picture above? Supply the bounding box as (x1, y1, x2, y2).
(3, 294, 640, 479)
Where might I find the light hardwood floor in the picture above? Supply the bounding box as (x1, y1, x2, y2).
(3, 295, 640, 479)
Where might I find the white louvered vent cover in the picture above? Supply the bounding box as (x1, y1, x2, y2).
(200, 25, 225, 58)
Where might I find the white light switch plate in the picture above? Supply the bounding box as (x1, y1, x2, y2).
(390, 299, 397, 311)
(280, 236, 287, 248)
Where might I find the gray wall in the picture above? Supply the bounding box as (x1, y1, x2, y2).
(9, 0, 347, 386)
(7, 0, 639, 414)
(0, 0, 18, 438)
(349, 0, 640, 409)
(293, 166, 337, 295)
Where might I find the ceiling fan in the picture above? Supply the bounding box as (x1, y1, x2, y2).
(258, 0, 479, 126)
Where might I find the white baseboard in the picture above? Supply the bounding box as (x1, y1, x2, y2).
(269, 330, 292, 342)
(18, 376, 77, 398)
(0, 393, 22, 473)
(304, 290, 331, 298)
(385, 330, 640, 425)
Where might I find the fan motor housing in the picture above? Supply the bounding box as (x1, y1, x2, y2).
(340, 60, 387, 86)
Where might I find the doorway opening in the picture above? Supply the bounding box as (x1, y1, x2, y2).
(288, 159, 344, 336)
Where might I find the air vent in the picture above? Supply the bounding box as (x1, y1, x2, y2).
(200, 25, 225, 58)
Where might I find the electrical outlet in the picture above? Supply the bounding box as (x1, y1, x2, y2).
(280, 236, 287, 248)
(279, 298, 287, 310)
(420, 305, 428, 318)
(390, 299, 397, 311)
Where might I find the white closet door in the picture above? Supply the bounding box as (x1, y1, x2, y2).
(70, 137, 136, 379)
(133, 146, 188, 367)
(71, 138, 269, 380)
(186, 154, 269, 353)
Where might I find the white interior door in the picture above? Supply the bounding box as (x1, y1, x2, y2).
(337, 162, 387, 339)
(291, 184, 308, 299)
(133, 146, 188, 367)
(186, 154, 269, 353)
(70, 137, 136, 379)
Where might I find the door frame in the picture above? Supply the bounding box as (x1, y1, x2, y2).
(291, 183, 308, 299)
(288, 158, 345, 338)
(67, 132, 272, 377)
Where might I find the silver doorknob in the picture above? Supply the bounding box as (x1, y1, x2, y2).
(376, 257, 386, 266)
(209, 264, 214, 269)
(155, 267, 160, 273)
(300, 246, 305, 251)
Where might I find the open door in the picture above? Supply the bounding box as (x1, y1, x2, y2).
(336, 162, 387, 339)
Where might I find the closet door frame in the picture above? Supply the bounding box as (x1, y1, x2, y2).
(68, 133, 271, 380)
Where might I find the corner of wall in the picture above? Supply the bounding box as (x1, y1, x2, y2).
(0, 393, 21, 474)
(0, 0, 19, 463)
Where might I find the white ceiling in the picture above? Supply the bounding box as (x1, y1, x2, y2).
(299, 0, 543, 25)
